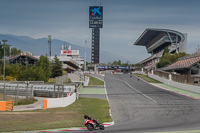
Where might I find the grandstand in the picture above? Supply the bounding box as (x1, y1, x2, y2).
(134, 28, 187, 70)
(48, 45, 83, 73)
(6, 52, 38, 65)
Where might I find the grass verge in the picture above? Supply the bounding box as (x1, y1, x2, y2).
(134, 73, 200, 99)
(14, 98, 38, 106)
(0, 97, 112, 132)
(153, 83, 200, 99)
(133, 73, 161, 83)
(84, 74, 104, 86)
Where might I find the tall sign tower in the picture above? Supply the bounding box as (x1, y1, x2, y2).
(48, 35, 52, 57)
(89, 6, 103, 64)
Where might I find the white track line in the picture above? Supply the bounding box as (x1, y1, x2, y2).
(105, 76, 157, 103)
(124, 81, 157, 103)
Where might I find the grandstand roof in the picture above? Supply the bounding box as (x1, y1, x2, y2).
(164, 50, 200, 70)
(6, 54, 39, 65)
(134, 28, 185, 46)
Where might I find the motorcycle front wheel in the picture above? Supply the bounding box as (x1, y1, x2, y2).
(86, 124, 94, 131)
(100, 124, 105, 130)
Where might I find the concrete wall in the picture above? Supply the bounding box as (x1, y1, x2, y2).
(149, 74, 200, 93)
(46, 93, 76, 108)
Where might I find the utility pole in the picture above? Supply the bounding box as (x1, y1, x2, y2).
(84, 40, 87, 71)
(2, 40, 8, 101)
(9, 45, 11, 57)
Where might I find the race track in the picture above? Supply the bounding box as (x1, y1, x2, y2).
(69, 73, 200, 133)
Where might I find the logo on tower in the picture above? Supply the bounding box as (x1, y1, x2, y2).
(89, 6, 103, 20)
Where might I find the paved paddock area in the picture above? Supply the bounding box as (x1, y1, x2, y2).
(79, 87, 107, 100)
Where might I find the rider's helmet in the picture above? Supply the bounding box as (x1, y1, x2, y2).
(84, 115, 88, 119)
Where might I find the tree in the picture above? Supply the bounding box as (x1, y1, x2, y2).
(17, 65, 46, 81)
(162, 47, 170, 56)
(112, 60, 122, 66)
(0, 42, 11, 58)
(11, 47, 21, 56)
(38, 55, 51, 81)
(156, 52, 187, 68)
(121, 61, 129, 66)
(132, 63, 143, 67)
(6, 64, 22, 79)
(0, 42, 3, 59)
(51, 55, 63, 78)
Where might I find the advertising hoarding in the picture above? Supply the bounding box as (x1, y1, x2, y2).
(89, 6, 103, 20)
(89, 20, 103, 28)
(61, 50, 79, 56)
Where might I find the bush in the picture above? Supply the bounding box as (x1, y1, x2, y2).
(14, 98, 37, 106)
(157, 52, 187, 68)
(5, 76, 15, 81)
(17, 66, 48, 82)
(68, 78, 72, 83)
(48, 78, 55, 83)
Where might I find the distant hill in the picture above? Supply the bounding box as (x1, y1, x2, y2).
(0, 34, 127, 63)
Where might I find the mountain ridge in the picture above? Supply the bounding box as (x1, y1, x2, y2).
(0, 34, 127, 63)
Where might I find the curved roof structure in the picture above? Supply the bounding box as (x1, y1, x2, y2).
(134, 28, 185, 53)
(6, 54, 39, 65)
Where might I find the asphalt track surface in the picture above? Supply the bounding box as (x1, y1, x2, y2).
(68, 74, 200, 133)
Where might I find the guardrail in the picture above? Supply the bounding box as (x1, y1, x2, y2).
(0, 100, 14, 111)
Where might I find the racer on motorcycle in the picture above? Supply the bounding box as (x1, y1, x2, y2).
(84, 115, 99, 126)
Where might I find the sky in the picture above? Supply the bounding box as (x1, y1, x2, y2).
(1, 0, 200, 63)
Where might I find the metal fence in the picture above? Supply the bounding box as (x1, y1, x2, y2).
(0, 84, 33, 103)
(0, 82, 76, 102)
(55, 75, 68, 84)
(76, 71, 87, 81)
(75, 83, 83, 100)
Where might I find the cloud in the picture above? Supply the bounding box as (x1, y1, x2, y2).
(1, 0, 200, 63)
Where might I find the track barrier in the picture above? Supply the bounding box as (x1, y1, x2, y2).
(0, 100, 14, 111)
(42, 99, 47, 110)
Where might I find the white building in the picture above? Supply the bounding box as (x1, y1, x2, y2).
(36, 45, 84, 72)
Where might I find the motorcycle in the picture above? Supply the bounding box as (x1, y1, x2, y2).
(84, 118, 105, 131)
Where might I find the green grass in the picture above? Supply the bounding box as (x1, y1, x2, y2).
(0, 97, 112, 132)
(133, 73, 161, 83)
(14, 98, 38, 106)
(80, 88, 106, 94)
(84, 74, 104, 86)
(154, 83, 200, 99)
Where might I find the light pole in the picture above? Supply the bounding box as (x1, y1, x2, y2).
(2, 40, 7, 81)
(84, 40, 87, 71)
(2, 40, 7, 101)
(8, 45, 11, 57)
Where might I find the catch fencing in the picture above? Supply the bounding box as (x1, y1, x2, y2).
(0, 82, 75, 103)
(55, 75, 68, 84)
